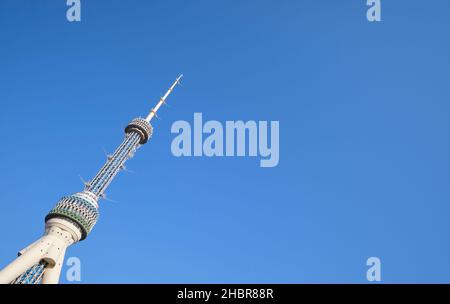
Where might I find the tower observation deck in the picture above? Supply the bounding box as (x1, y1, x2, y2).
(0, 75, 183, 284)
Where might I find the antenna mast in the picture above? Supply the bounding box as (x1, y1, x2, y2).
(146, 74, 183, 122)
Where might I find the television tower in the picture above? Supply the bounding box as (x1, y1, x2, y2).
(0, 75, 183, 284)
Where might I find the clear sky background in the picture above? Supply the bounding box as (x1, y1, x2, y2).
(1, 0, 450, 283)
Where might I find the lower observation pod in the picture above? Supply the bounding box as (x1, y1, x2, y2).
(0, 74, 183, 284)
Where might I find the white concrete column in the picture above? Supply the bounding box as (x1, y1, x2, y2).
(0, 235, 52, 284)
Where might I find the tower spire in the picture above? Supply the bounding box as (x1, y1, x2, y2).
(146, 74, 183, 122)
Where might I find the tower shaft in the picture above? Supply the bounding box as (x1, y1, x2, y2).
(88, 131, 141, 196)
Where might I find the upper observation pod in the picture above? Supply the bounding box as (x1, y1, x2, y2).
(125, 118, 153, 144)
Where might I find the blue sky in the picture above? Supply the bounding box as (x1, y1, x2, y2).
(1, 0, 450, 283)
